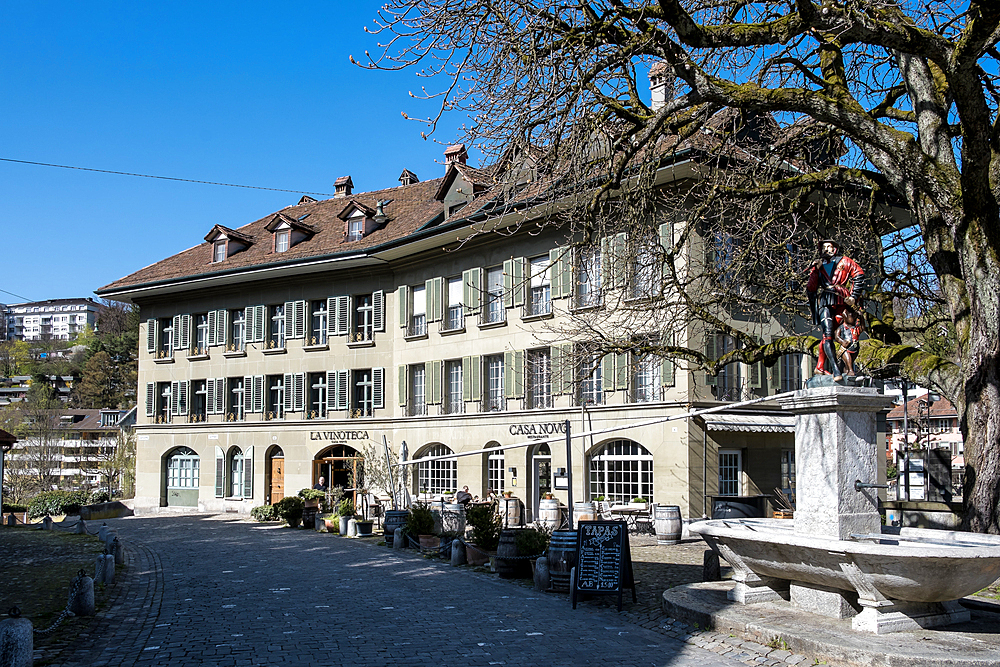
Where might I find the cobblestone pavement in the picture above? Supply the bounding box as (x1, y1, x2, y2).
(51, 515, 768, 667)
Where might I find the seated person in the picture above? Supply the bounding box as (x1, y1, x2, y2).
(455, 485, 473, 505)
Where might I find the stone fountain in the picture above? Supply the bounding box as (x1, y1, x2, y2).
(690, 386, 1000, 635)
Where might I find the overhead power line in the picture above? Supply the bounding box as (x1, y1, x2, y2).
(0, 157, 335, 197)
(0, 287, 34, 302)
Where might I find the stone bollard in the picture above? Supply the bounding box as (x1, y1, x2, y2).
(347, 518, 357, 537)
(74, 519, 88, 535)
(534, 556, 550, 592)
(102, 554, 116, 585)
(69, 571, 95, 617)
(112, 538, 125, 565)
(5, 514, 15, 526)
(451, 539, 466, 566)
(42, 515, 54, 530)
(393, 528, 406, 550)
(102, 530, 118, 548)
(97, 523, 109, 542)
(0, 608, 33, 667)
(94, 554, 107, 585)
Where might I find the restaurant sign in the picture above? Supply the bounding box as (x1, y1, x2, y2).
(509, 422, 566, 439)
(309, 430, 372, 442)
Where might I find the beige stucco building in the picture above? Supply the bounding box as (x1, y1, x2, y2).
(98, 146, 812, 523)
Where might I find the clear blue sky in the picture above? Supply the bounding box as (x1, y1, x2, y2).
(0, 1, 454, 303)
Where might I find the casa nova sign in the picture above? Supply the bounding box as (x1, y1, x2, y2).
(509, 422, 566, 439)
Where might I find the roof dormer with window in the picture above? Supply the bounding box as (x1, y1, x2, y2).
(205, 225, 255, 263)
(338, 200, 386, 242)
(263, 213, 317, 253)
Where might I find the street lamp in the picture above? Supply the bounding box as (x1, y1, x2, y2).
(0, 428, 17, 519)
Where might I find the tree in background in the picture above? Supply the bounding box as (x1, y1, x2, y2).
(72, 300, 138, 409)
(0, 380, 62, 495)
(368, 2, 1000, 532)
(98, 425, 136, 498)
(0, 340, 31, 377)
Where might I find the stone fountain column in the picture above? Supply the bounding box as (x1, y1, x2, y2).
(776, 386, 893, 619)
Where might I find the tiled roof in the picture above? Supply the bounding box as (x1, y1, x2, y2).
(886, 396, 958, 420)
(99, 177, 447, 293)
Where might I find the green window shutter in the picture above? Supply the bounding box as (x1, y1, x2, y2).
(513, 257, 526, 307)
(601, 354, 615, 392)
(551, 345, 563, 395)
(749, 337, 763, 390)
(661, 357, 675, 387)
(398, 365, 407, 407)
(397, 285, 409, 328)
(215, 446, 225, 498)
(615, 352, 629, 391)
(505, 350, 524, 399)
(462, 356, 473, 402)
(426, 278, 443, 323)
(659, 221, 672, 277)
(243, 446, 253, 499)
(705, 332, 718, 387)
(470, 355, 481, 402)
(428, 360, 442, 404)
(552, 343, 573, 395)
(548, 248, 562, 299)
(612, 234, 627, 288)
(559, 249, 573, 298)
(462, 268, 481, 313)
(770, 336, 782, 394)
(503, 259, 515, 309)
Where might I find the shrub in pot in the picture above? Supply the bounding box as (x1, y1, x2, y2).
(405, 502, 436, 549)
(273, 496, 304, 527)
(465, 502, 501, 565)
(298, 488, 325, 508)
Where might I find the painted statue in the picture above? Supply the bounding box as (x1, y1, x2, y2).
(834, 307, 864, 378)
(806, 238, 865, 381)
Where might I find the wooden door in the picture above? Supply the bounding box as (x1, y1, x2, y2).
(269, 456, 284, 504)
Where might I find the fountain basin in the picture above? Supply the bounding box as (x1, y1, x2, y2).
(692, 518, 1000, 603)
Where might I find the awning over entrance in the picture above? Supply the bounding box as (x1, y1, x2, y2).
(703, 414, 794, 433)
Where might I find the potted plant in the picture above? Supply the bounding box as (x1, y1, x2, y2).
(298, 488, 325, 508)
(273, 496, 304, 528)
(405, 502, 437, 550)
(338, 498, 355, 535)
(631, 496, 649, 510)
(465, 502, 501, 566)
(542, 492, 554, 500)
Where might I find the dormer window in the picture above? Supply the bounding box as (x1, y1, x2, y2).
(275, 230, 290, 253)
(213, 240, 227, 263)
(348, 216, 364, 242)
(205, 224, 254, 263)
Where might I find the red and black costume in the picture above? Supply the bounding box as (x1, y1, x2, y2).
(806, 245, 865, 376)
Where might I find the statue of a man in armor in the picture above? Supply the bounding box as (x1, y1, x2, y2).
(806, 239, 865, 381)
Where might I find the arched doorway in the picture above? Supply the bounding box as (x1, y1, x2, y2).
(587, 439, 653, 504)
(314, 444, 362, 494)
(266, 446, 284, 504)
(164, 446, 200, 507)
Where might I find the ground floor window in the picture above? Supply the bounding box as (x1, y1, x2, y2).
(588, 439, 653, 504)
(417, 443, 457, 495)
(487, 444, 505, 494)
(230, 447, 244, 497)
(718, 449, 742, 496)
(167, 447, 200, 488)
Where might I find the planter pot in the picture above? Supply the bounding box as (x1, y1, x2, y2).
(319, 514, 338, 532)
(304, 498, 321, 509)
(418, 534, 438, 551)
(355, 521, 374, 536)
(466, 543, 490, 566)
(339, 515, 351, 535)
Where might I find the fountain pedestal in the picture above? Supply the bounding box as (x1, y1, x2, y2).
(777, 387, 892, 621)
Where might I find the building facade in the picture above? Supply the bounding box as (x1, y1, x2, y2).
(4, 298, 99, 341)
(98, 147, 830, 521)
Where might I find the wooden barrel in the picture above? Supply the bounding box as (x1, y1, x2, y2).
(653, 504, 682, 545)
(383, 510, 408, 547)
(547, 529, 578, 592)
(495, 529, 524, 579)
(442, 502, 466, 534)
(498, 497, 523, 528)
(572, 501, 596, 526)
(537, 499, 562, 529)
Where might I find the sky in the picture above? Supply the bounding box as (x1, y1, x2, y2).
(0, 1, 457, 303)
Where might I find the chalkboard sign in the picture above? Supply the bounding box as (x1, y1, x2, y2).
(571, 520, 636, 611)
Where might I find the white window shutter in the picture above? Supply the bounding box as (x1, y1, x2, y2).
(253, 375, 265, 413)
(373, 367, 384, 409)
(218, 310, 230, 346)
(215, 378, 227, 415)
(333, 296, 350, 335)
(336, 370, 349, 410)
(243, 307, 254, 342)
(373, 290, 385, 332)
(180, 380, 189, 415)
(398, 365, 407, 407)
(326, 297, 337, 336)
(172, 315, 182, 351)
(287, 301, 306, 339)
(284, 373, 294, 412)
(326, 371, 338, 412)
(397, 285, 409, 328)
(170, 381, 180, 415)
(146, 382, 155, 416)
(207, 310, 218, 347)
(146, 319, 157, 353)
(255, 305, 267, 343)
(244, 376, 254, 414)
(181, 314, 192, 351)
(295, 373, 305, 411)
(206, 378, 217, 414)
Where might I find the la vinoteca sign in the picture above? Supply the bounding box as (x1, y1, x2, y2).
(309, 430, 372, 441)
(509, 422, 566, 439)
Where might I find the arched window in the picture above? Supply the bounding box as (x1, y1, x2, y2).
(485, 443, 504, 494)
(588, 439, 653, 504)
(416, 444, 457, 494)
(166, 447, 200, 489)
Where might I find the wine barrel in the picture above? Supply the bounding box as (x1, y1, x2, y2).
(547, 529, 578, 592)
(537, 499, 562, 529)
(498, 497, 523, 527)
(572, 501, 596, 526)
(653, 504, 682, 545)
(442, 502, 466, 534)
(383, 510, 408, 547)
(495, 529, 526, 579)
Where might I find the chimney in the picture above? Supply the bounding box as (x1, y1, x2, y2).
(444, 144, 468, 171)
(398, 169, 419, 186)
(649, 62, 675, 112)
(334, 176, 354, 198)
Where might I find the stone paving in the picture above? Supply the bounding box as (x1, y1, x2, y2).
(49, 515, 766, 667)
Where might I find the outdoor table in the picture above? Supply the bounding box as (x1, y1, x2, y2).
(609, 507, 644, 531)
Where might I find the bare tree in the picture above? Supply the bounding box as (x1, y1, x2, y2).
(365, 1, 1000, 532)
(0, 382, 62, 495)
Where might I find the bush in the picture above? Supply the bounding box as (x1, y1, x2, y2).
(27, 490, 90, 518)
(337, 498, 355, 517)
(273, 496, 304, 526)
(466, 502, 502, 551)
(516, 525, 552, 557)
(2, 502, 27, 514)
(89, 490, 111, 504)
(251, 504, 279, 522)
(405, 502, 435, 536)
